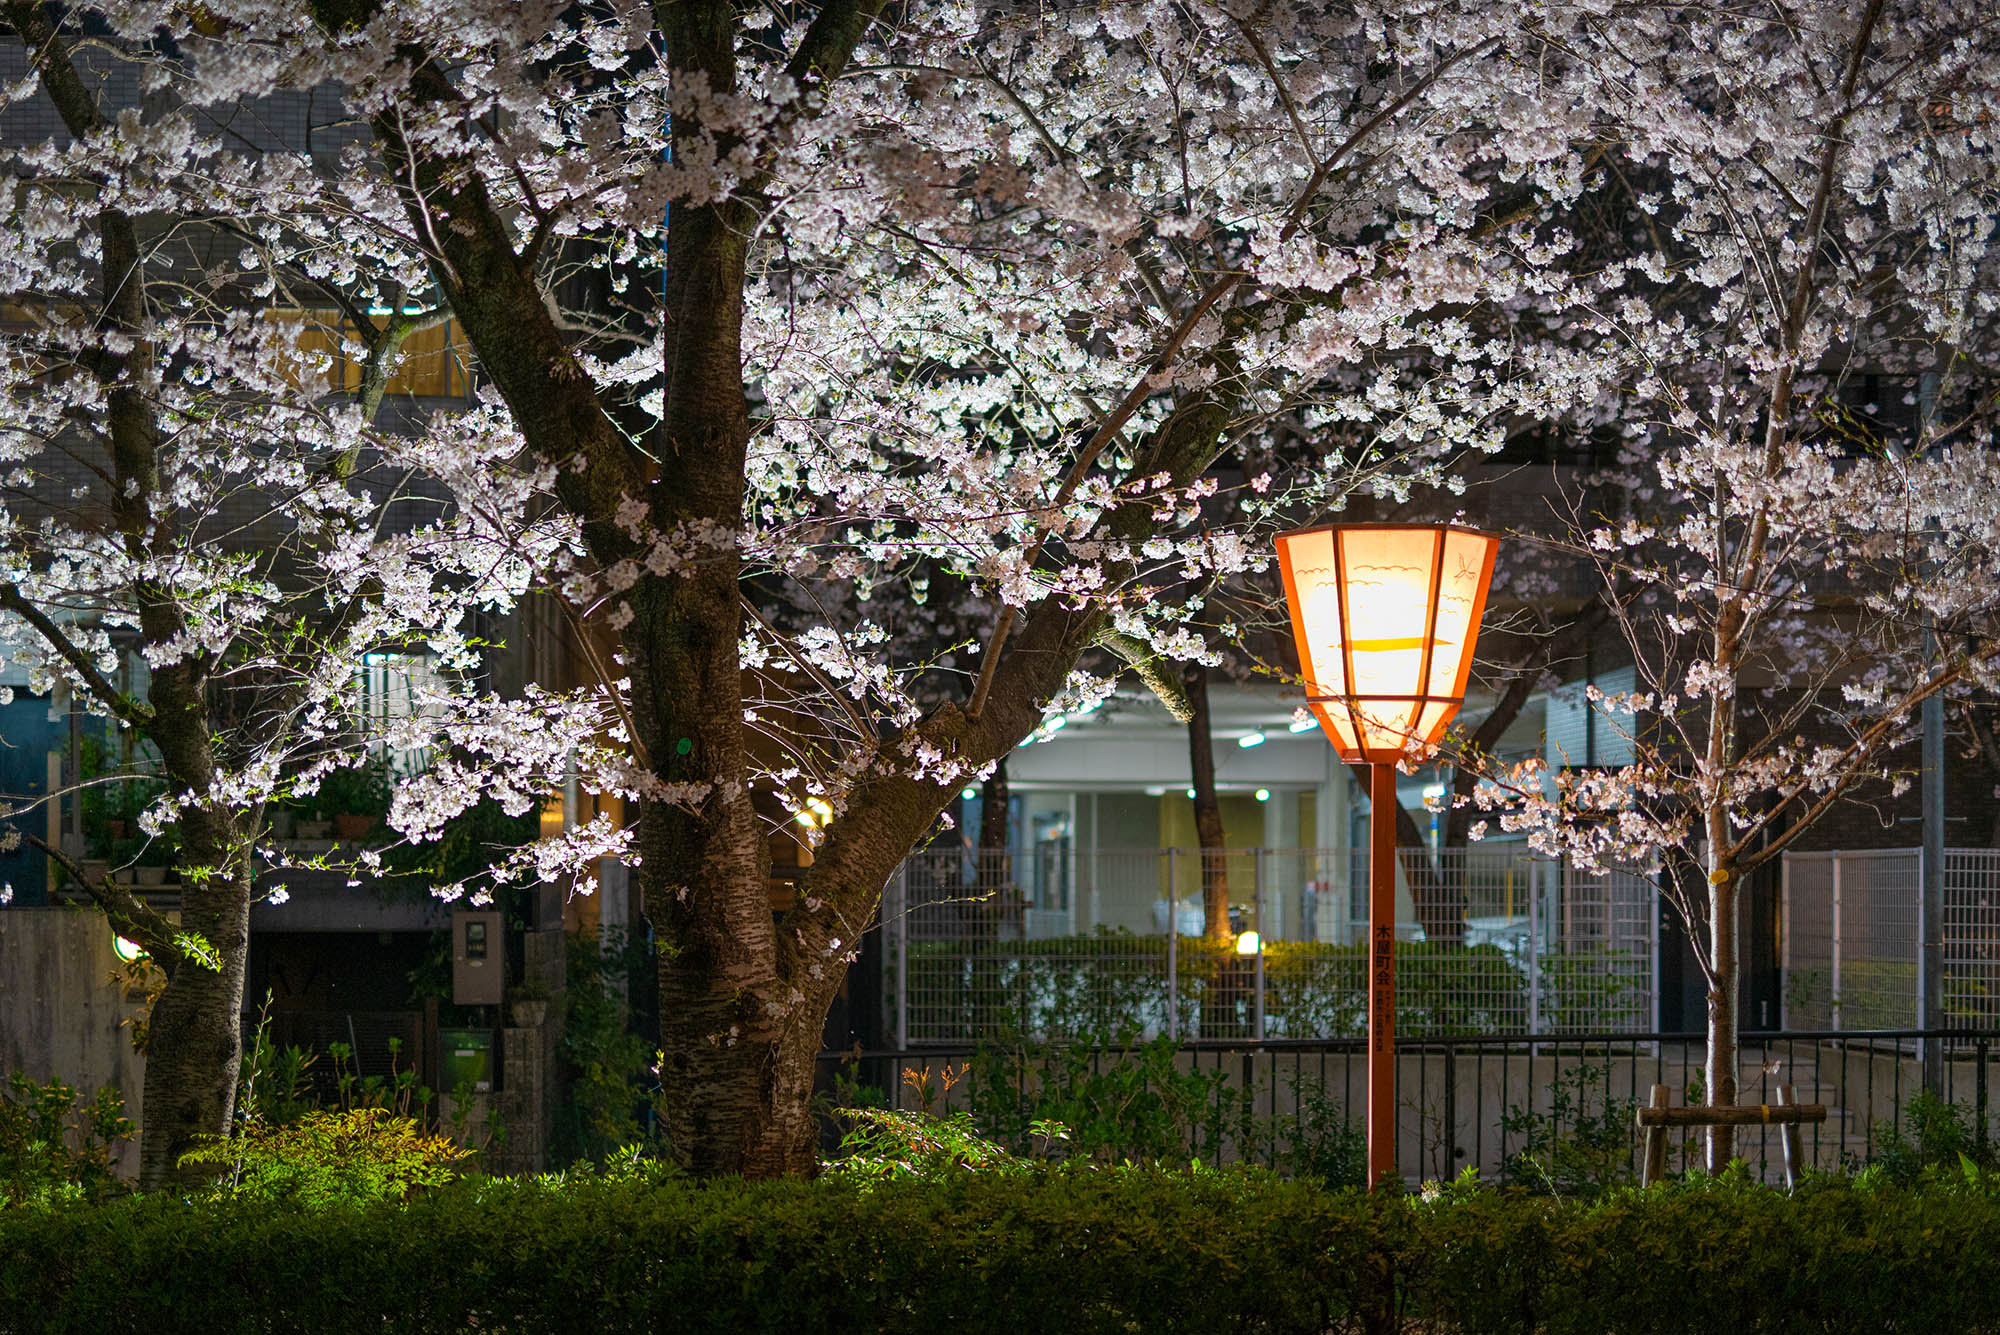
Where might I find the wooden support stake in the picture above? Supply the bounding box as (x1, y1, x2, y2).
(1776, 1083, 1802, 1190)
(1636, 1103, 1826, 1127)
(1641, 1084, 1669, 1187)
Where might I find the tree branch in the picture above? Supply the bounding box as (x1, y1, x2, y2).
(0, 586, 150, 725)
(22, 831, 183, 962)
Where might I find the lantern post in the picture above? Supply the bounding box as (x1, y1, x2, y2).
(1275, 523, 1500, 1188)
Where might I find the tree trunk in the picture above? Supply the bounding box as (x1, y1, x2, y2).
(1184, 664, 1232, 942)
(977, 756, 1011, 902)
(6, 4, 254, 1189)
(325, 0, 1228, 1177)
(1704, 863, 1740, 1171)
(138, 864, 252, 1189)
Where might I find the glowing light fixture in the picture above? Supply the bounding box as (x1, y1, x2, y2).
(1276, 521, 1499, 1191)
(1276, 523, 1499, 762)
(1234, 930, 1261, 956)
(961, 787, 978, 801)
(1237, 731, 1267, 749)
(1288, 717, 1319, 733)
(1185, 787, 1197, 799)
(112, 934, 146, 964)
(1255, 788, 1271, 802)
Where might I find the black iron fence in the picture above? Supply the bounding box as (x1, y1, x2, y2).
(821, 1029, 2000, 1186)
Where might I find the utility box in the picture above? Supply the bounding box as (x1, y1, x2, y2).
(438, 1028, 492, 1093)
(452, 910, 504, 1005)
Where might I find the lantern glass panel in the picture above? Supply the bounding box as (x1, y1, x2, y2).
(1336, 526, 1441, 709)
(1278, 522, 1499, 763)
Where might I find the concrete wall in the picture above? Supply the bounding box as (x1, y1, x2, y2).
(0, 908, 149, 1178)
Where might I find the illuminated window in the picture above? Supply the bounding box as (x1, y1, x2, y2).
(268, 311, 472, 399)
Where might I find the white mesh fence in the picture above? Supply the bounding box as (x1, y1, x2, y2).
(885, 845, 1658, 1045)
(1782, 847, 2000, 1030)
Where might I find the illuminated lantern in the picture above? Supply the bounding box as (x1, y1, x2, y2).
(1275, 524, 1500, 763)
(1275, 522, 1499, 1188)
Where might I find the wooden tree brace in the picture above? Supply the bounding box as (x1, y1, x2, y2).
(1636, 1103, 1826, 1127)
(1638, 1084, 1825, 1188)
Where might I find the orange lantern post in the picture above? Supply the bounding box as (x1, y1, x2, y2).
(1275, 523, 1500, 1188)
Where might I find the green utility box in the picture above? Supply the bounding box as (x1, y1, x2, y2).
(439, 1028, 493, 1094)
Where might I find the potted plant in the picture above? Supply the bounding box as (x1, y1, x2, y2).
(320, 753, 395, 842)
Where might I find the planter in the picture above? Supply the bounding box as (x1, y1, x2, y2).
(295, 819, 333, 840)
(106, 819, 129, 840)
(334, 812, 378, 841)
(135, 866, 168, 887)
(509, 999, 550, 1029)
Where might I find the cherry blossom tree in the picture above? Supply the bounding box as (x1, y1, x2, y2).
(0, 5, 624, 1185)
(4, 0, 1628, 1178)
(1466, 0, 2000, 1168)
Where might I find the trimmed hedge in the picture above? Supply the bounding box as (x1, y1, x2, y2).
(5, 1169, 2000, 1333)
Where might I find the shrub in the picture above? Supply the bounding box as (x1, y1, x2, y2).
(176, 1107, 472, 1207)
(552, 927, 665, 1165)
(1868, 1088, 1999, 1185)
(7, 1170, 2000, 1333)
(905, 933, 1641, 1041)
(1499, 1063, 1640, 1197)
(964, 1031, 1248, 1165)
(0, 1075, 132, 1209)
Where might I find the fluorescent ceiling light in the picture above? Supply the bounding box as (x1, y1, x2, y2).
(1237, 731, 1266, 749)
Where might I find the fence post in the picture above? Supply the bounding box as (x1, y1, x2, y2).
(1254, 847, 1267, 1041)
(1780, 854, 1791, 1030)
(1831, 851, 1843, 1034)
(1979, 1038, 1990, 1152)
(1166, 847, 1179, 1042)
(892, 862, 908, 1051)
(1527, 857, 1542, 1037)
(1253, 942, 1266, 1042)
(1922, 843, 1943, 1094)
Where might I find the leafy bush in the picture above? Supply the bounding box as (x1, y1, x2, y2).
(907, 933, 1641, 1040)
(313, 752, 396, 819)
(963, 1031, 1246, 1164)
(0, 1075, 132, 1209)
(824, 1106, 1043, 1179)
(1499, 1063, 1640, 1197)
(1868, 1089, 1999, 1185)
(553, 927, 665, 1165)
(177, 1107, 472, 1207)
(9, 1170, 2000, 1332)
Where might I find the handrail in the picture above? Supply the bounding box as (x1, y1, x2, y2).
(822, 1028, 2000, 1060)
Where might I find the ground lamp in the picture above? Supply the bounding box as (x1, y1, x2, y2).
(1275, 523, 1500, 1187)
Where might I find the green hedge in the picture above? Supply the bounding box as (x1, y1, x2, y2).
(905, 935, 1646, 1040)
(6, 1169, 2000, 1333)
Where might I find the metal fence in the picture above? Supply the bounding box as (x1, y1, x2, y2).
(826, 1029, 2000, 1187)
(886, 845, 1658, 1046)
(1784, 847, 2000, 1030)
